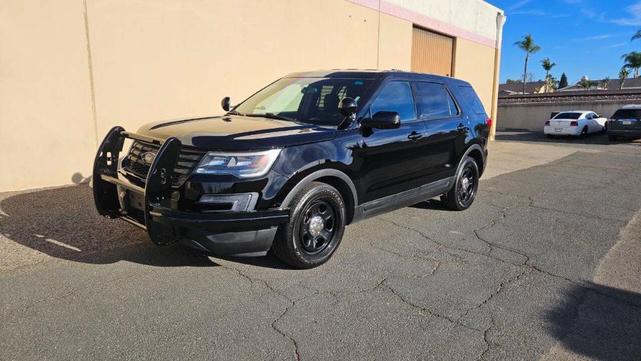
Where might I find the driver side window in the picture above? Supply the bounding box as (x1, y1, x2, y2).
(370, 81, 417, 121)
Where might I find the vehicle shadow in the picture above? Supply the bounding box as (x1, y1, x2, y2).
(0, 185, 218, 267)
(496, 130, 615, 145)
(545, 282, 641, 360)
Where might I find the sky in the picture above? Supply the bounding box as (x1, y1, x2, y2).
(485, 0, 641, 84)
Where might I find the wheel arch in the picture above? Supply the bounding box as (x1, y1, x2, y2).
(281, 168, 358, 225)
(461, 143, 486, 177)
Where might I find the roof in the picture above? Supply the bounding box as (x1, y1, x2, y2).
(499, 81, 546, 94)
(558, 77, 641, 92)
(285, 70, 468, 85)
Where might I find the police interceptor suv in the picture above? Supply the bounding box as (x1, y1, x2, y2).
(93, 70, 490, 268)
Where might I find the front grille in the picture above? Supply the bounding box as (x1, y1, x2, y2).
(121, 140, 205, 187)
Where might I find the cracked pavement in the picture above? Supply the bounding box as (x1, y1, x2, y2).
(1, 136, 641, 360)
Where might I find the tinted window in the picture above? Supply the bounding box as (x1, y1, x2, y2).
(458, 86, 486, 115)
(553, 112, 582, 120)
(414, 82, 458, 120)
(370, 81, 417, 121)
(612, 109, 641, 119)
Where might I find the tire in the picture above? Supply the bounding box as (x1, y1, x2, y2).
(580, 126, 588, 139)
(441, 157, 480, 211)
(271, 182, 346, 269)
(608, 135, 618, 142)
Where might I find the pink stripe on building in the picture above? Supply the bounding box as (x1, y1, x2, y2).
(347, 0, 498, 49)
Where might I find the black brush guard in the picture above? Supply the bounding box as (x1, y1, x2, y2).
(93, 126, 289, 247)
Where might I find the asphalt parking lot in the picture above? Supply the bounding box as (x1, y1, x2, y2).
(1, 133, 641, 361)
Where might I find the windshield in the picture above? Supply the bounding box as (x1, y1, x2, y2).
(233, 77, 377, 126)
(553, 112, 582, 120)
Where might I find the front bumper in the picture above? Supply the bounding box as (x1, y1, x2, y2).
(92, 126, 289, 255)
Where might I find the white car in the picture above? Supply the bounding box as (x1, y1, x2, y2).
(544, 111, 608, 138)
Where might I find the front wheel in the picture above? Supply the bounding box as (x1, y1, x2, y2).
(441, 157, 480, 211)
(271, 182, 346, 269)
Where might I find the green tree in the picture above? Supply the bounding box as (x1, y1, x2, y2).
(559, 73, 568, 89)
(541, 58, 556, 92)
(622, 52, 641, 77)
(578, 77, 597, 90)
(619, 68, 629, 89)
(632, 30, 641, 41)
(514, 34, 542, 94)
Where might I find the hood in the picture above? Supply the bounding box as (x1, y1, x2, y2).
(136, 115, 336, 150)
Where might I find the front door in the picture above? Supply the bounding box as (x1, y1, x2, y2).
(353, 80, 429, 203)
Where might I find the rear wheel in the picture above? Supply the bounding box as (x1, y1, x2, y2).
(442, 157, 479, 211)
(580, 126, 589, 139)
(271, 182, 346, 269)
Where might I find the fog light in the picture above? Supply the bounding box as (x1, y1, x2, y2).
(197, 193, 257, 212)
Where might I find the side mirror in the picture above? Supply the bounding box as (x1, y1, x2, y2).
(338, 97, 358, 116)
(361, 111, 401, 129)
(221, 96, 231, 112)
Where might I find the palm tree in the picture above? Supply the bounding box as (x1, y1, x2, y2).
(619, 68, 629, 89)
(541, 58, 556, 93)
(622, 52, 641, 77)
(632, 30, 641, 41)
(514, 34, 542, 94)
(579, 77, 592, 90)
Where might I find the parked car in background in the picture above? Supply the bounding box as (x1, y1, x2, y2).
(608, 105, 641, 141)
(92, 70, 490, 269)
(544, 111, 607, 138)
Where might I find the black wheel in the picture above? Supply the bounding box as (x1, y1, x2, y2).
(608, 135, 618, 142)
(441, 157, 479, 211)
(601, 124, 608, 134)
(271, 182, 346, 268)
(580, 126, 588, 139)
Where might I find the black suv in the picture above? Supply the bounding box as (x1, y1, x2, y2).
(93, 70, 490, 268)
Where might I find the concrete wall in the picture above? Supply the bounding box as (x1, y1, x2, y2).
(1, 0, 502, 192)
(498, 99, 635, 131)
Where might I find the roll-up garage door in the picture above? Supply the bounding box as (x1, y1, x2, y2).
(411, 26, 454, 76)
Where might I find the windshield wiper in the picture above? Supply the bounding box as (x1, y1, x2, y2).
(225, 110, 244, 116)
(246, 113, 295, 122)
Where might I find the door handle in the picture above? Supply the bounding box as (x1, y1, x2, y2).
(408, 132, 423, 141)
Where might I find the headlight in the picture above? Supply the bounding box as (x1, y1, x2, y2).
(195, 149, 281, 178)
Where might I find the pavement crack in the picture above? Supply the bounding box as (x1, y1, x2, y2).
(380, 279, 483, 333)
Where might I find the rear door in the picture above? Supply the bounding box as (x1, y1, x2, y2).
(412, 81, 463, 182)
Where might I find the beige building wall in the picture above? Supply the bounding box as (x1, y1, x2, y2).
(0, 0, 97, 191)
(0, 0, 502, 192)
(453, 38, 497, 114)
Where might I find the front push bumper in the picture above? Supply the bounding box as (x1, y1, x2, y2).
(92, 126, 289, 255)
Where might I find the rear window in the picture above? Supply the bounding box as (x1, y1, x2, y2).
(612, 109, 641, 119)
(553, 112, 582, 120)
(457, 86, 486, 115)
(413, 82, 459, 120)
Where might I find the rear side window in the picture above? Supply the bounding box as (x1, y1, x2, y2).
(553, 112, 582, 120)
(413, 82, 459, 120)
(612, 109, 641, 119)
(457, 86, 487, 115)
(370, 81, 417, 121)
